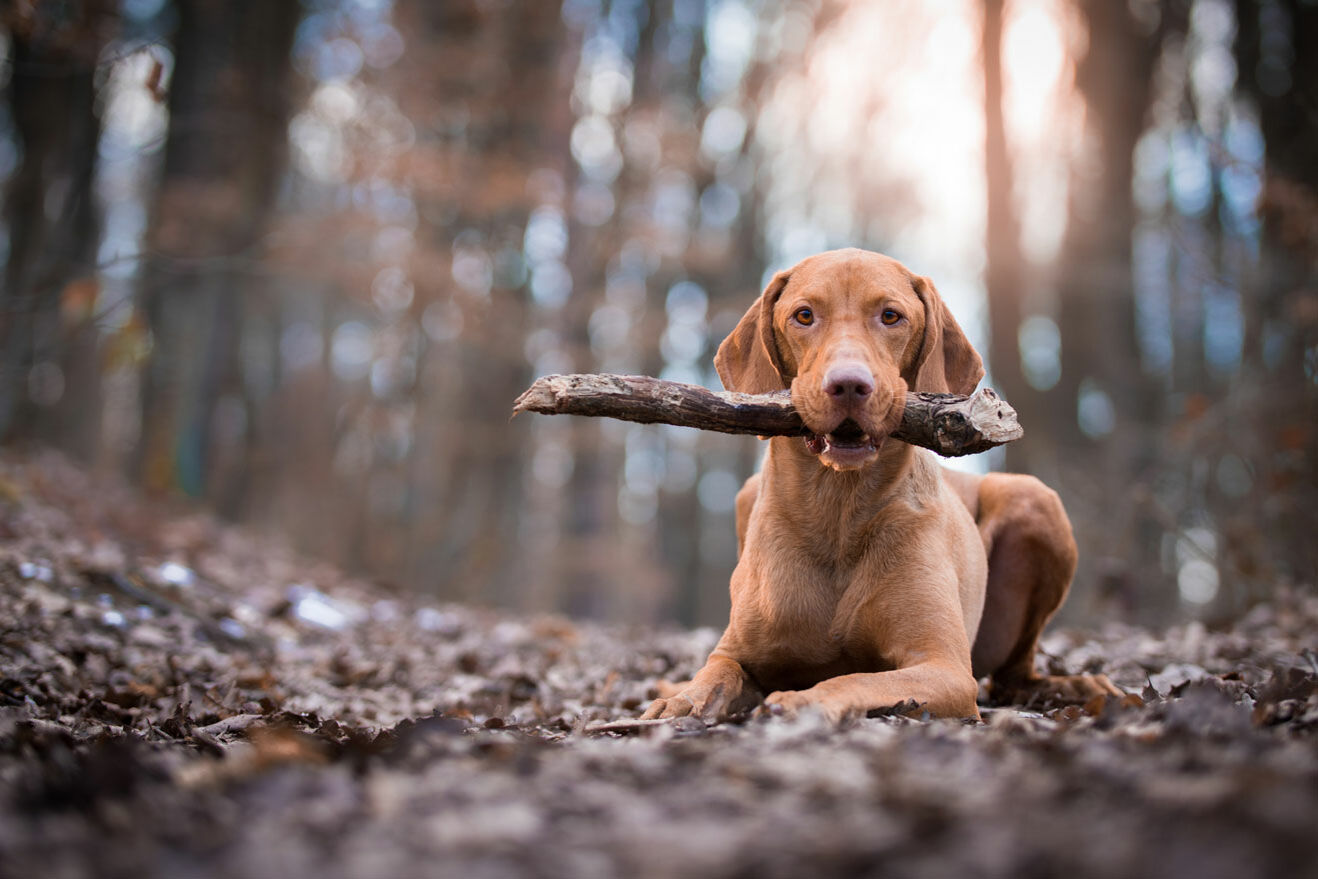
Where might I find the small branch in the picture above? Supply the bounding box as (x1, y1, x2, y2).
(513, 374, 1022, 457)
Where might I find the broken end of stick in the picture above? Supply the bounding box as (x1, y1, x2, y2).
(966, 387, 1024, 443)
(511, 374, 565, 417)
(918, 387, 1023, 456)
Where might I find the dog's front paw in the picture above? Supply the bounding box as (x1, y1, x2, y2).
(761, 689, 850, 725)
(640, 682, 728, 721)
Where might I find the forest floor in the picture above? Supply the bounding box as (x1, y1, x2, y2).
(0, 451, 1316, 879)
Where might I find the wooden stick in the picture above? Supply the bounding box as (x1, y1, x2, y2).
(513, 374, 1022, 457)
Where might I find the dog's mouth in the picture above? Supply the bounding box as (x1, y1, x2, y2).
(805, 419, 879, 459)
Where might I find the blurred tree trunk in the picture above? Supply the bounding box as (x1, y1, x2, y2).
(611, 0, 701, 622)
(134, 0, 299, 506)
(687, 6, 773, 628)
(1051, 1, 1164, 619)
(981, 0, 1037, 473)
(395, 0, 570, 606)
(0, 4, 112, 449)
(1232, 0, 1318, 590)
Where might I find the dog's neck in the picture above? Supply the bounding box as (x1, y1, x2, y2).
(760, 435, 931, 563)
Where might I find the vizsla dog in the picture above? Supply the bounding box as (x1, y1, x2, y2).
(642, 249, 1122, 724)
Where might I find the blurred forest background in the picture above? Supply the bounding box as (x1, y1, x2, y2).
(0, 0, 1313, 628)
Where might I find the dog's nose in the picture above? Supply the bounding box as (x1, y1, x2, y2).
(823, 364, 874, 401)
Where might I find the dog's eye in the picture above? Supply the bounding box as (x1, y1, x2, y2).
(793, 307, 814, 326)
(880, 309, 902, 326)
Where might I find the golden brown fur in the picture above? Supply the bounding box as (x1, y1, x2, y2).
(641, 249, 1122, 723)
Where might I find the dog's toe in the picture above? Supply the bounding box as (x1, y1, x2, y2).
(990, 672, 1127, 708)
(762, 690, 802, 717)
(763, 690, 850, 725)
(640, 695, 695, 720)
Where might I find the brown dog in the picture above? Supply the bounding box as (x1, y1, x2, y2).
(641, 249, 1122, 723)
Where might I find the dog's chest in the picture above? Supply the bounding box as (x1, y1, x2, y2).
(738, 558, 892, 689)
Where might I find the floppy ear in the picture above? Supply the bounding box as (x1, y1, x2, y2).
(714, 269, 792, 393)
(911, 275, 984, 395)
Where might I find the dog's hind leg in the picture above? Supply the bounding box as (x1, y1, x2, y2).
(971, 474, 1124, 707)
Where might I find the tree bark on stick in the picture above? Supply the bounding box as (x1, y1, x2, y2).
(513, 374, 1023, 457)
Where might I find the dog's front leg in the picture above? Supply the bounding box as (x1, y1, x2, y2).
(641, 653, 759, 721)
(764, 660, 981, 724)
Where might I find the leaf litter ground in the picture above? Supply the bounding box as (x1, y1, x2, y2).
(1, 451, 1316, 879)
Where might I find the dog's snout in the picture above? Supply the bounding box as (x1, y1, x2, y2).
(823, 364, 874, 401)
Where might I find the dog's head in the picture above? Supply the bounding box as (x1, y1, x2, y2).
(715, 248, 983, 470)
